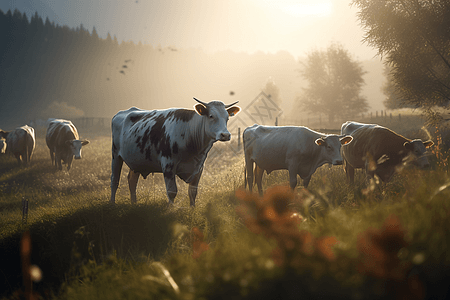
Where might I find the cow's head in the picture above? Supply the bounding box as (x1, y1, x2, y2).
(0, 139, 6, 154)
(315, 135, 353, 165)
(65, 139, 90, 159)
(193, 98, 240, 142)
(403, 139, 434, 168)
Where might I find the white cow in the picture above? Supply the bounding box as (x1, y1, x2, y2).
(0, 125, 35, 165)
(244, 124, 352, 195)
(46, 119, 89, 171)
(110, 98, 240, 206)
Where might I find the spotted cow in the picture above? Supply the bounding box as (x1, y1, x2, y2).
(341, 121, 434, 183)
(243, 124, 353, 195)
(110, 98, 240, 206)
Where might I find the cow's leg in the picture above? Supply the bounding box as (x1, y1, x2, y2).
(67, 155, 74, 171)
(127, 170, 139, 204)
(163, 173, 177, 205)
(22, 149, 29, 166)
(255, 165, 264, 196)
(245, 158, 254, 192)
(288, 168, 298, 190)
(50, 149, 54, 165)
(188, 168, 203, 207)
(14, 153, 21, 165)
(110, 155, 124, 204)
(364, 160, 374, 183)
(55, 152, 62, 170)
(345, 161, 355, 184)
(302, 176, 312, 188)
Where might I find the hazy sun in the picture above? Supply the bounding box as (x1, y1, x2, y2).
(260, 0, 333, 17)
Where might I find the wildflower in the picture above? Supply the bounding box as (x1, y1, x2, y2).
(236, 186, 339, 269)
(357, 214, 410, 281)
(191, 227, 209, 259)
(316, 236, 339, 261)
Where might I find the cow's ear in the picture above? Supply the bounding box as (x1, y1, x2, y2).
(340, 135, 353, 145)
(194, 104, 208, 116)
(315, 137, 326, 146)
(227, 106, 240, 117)
(403, 141, 413, 151)
(424, 140, 434, 148)
(82, 140, 90, 146)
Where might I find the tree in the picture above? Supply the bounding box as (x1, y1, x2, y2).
(382, 64, 413, 109)
(262, 76, 282, 108)
(299, 43, 369, 123)
(352, 0, 450, 112)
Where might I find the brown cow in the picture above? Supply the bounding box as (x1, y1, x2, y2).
(46, 119, 89, 171)
(0, 125, 35, 165)
(341, 121, 434, 183)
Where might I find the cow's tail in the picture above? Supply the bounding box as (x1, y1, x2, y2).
(25, 137, 30, 165)
(244, 166, 247, 189)
(25, 133, 34, 164)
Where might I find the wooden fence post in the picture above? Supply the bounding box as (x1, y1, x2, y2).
(237, 127, 241, 151)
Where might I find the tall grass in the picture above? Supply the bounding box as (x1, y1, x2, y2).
(1, 135, 450, 299)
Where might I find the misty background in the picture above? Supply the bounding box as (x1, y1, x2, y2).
(0, 2, 386, 130)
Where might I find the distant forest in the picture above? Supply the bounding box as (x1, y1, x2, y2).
(0, 9, 384, 129)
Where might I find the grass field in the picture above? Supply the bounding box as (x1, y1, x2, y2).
(1, 130, 450, 299)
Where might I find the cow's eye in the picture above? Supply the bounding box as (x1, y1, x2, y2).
(209, 115, 213, 119)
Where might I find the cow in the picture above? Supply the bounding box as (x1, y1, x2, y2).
(340, 121, 434, 183)
(243, 124, 353, 195)
(0, 125, 35, 165)
(110, 98, 241, 206)
(0, 138, 6, 154)
(46, 119, 90, 171)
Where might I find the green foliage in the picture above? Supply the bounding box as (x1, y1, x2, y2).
(298, 42, 369, 124)
(382, 64, 414, 110)
(353, 0, 450, 112)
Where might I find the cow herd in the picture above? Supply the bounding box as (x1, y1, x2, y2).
(0, 119, 89, 170)
(0, 98, 435, 208)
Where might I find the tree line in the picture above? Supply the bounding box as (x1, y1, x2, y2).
(0, 8, 126, 127)
(0, 8, 311, 129)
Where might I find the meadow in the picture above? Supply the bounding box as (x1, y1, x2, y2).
(1, 124, 450, 299)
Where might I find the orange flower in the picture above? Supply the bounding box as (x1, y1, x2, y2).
(236, 186, 339, 268)
(357, 214, 410, 281)
(316, 236, 339, 261)
(191, 227, 209, 259)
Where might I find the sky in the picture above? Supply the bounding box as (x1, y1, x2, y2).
(0, 0, 379, 60)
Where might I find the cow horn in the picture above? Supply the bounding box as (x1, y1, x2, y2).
(193, 97, 208, 106)
(225, 101, 239, 108)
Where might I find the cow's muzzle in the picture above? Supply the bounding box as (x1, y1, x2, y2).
(75, 156, 82, 160)
(332, 160, 344, 165)
(219, 132, 231, 141)
(333, 159, 344, 166)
